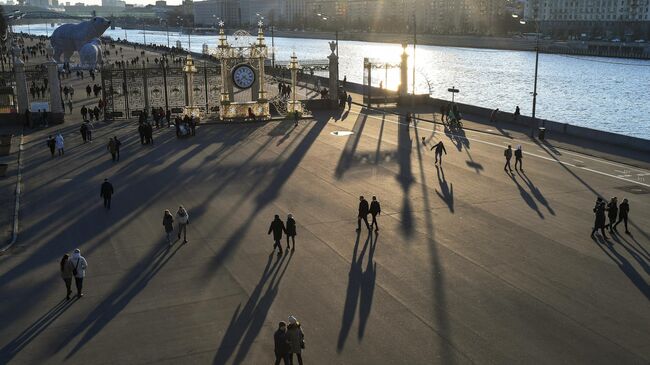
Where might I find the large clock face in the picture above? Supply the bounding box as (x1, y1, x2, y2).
(232, 64, 256, 89)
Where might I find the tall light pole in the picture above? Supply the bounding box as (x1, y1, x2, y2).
(517, 15, 540, 137)
(318, 13, 339, 91)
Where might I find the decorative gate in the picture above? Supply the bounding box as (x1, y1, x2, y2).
(101, 62, 221, 119)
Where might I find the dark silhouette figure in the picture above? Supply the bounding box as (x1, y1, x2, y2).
(430, 141, 447, 165)
(591, 197, 608, 239)
(504, 145, 513, 173)
(100, 178, 114, 210)
(60, 254, 73, 300)
(613, 198, 630, 234)
(286, 214, 297, 250)
(514, 145, 523, 172)
(46, 135, 55, 157)
(113, 136, 122, 161)
(357, 196, 370, 232)
(274, 321, 290, 365)
(606, 197, 618, 233)
(79, 124, 88, 143)
(268, 215, 287, 256)
(514, 105, 520, 120)
(369, 196, 381, 232)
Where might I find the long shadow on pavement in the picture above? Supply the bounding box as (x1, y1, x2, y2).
(592, 235, 649, 300)
(0, 298, 76, 363)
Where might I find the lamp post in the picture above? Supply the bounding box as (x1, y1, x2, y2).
(318, 13, 339, 93)
(518, 16, 540, 137)
(160, 18, 170, 48)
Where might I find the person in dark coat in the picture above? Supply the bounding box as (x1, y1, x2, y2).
(163, 209, 174, 245)
(46, 135, 56, 157)
(286, 316, 305, 365)
(606, 197, 618, 233)
(369, 196, 381, 232)
(504, 145, 513, 173)
(613, 198, 630, 234)
(100, 178, 114, 210)
(357, 195, 370, 232)
(514, 145, 524, 172)
(189, 117, 196, 136)
(268, 215, 287, 256)
(274, 321, 291, 365)
(145, 123, 154, 144)
(590, 197, 608, 239)
(166, 109, 172, 127)
(430, 141, 447, 165)
(286, 214, 297, 250)
(60, 253, 73, 300)
(138, 123, 145, 144)
(80, 123, 88, 143)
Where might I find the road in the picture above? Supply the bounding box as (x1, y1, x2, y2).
(1, 83, 649, 364)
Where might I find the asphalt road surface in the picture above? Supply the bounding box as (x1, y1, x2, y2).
(0, 102, 649, 364)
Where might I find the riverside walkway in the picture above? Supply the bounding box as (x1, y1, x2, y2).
(0, 40, 649, 365)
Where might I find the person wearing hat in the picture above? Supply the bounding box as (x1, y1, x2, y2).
(286, 214, 297, 251)
(286, 316, 305, 365)
(68, 248, 88, 298)
(274, 321, 290, 365)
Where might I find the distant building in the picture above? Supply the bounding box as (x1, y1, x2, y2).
(525, 0, 650, 39)
(155, 0, 167, 6)
(26, 0, 53, 8)
(193, 0, 249, 26)
(102, 0, 125, 7)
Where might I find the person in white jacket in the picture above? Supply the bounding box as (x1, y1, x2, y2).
(68, 248, 88, 298)
(55, 133, 65, 156)
(176, 206, 189, 243)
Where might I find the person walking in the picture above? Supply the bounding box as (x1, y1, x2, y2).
(68, 248, 88, 298)
(163, 209, 174, 245)
(590, 197, 609, 239)
(274, 321, 291, 365)
(60, 253, 73, 300)
(113, 136, 122, 161)
(176, 206, 189, 243)
(138, 123, 146, 145)
(369, 196, 381, 232)
(504, 145, 513, 173)
(286, 214, 297, 251)
(46, 135, 56, 157)
(67, 99, 73, 114)
(100, 178, 114, 210)
(85, 121, 93, 142)
(357, 196, 371, 232)
(268, 214, 287, 256)
(80, 123, 88, 143)
(347, 94, 352, 109)
(606, 197, 618, 233)
(514, 145, 524, 172)
(107, 137, 117, 162)
(286, 316, 305, 365)
(613, 198, 630, 234)
(55, 133, 65, 156)
(166, 109, 172, 127)
(81, 105, 87, 120)
(430, 141, 447, 165)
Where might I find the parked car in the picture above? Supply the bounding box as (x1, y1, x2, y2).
(611, 38, 621, 42)
(634, 39, 646, 43)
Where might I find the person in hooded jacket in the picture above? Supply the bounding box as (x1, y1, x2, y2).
(67, 248, 88, 298)
(60, 253, 73, 300)
(613, 198, 630, 234)
(286, 214, 297, 251)
(286, 316, 305, 365)
(268, 215, 287, 256)
(606, 197, 618, 233)
(176, 206, 189, 243)
(163, 210, 174, 245)
(55, 133, 65, 156)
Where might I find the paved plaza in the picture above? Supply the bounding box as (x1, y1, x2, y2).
(0, 94, 649, 364)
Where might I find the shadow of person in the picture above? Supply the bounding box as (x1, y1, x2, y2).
(592, 235, 649, 300)
(337, 231, 372, 352)
(358, 232, 378, 340)
(213, 253, 283, 364)
(0, 298, 76, 362)
(611, 234, 650, 275)
(509, 173, 544, 219)
(435, 165, 454, 213)
(517, 170, 555, 216)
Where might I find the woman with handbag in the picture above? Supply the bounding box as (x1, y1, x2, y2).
(286, 316, 305, 365)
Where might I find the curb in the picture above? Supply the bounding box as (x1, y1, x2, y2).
(0, 131, 24, 255)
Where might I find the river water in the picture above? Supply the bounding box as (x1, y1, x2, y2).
(15, 24, 650, 139)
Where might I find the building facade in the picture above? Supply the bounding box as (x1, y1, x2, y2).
(525, 0, 650, 39)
